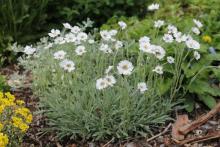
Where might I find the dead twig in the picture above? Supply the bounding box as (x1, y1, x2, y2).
(178, 131, 220, 145)
(171, 138, 180, 144)
(179, 102, 220, 135)
(146, 123, 172, 142)
(102, 138, 114, 147)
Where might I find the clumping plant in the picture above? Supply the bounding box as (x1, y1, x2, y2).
(17, 21, 174, 141)
(15, 3, 219, 141)
(0, 92, 32, 147)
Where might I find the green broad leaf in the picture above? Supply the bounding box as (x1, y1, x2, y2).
(199, 94, 217, 109)
(184, 97, 195, 112)
(182, 54, 220, 78)
(188, 80, 220, 96)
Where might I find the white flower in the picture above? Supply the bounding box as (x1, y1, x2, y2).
(179, 34, 187, 42)
(59, 59, 75, 72)
(168, 25, 178, 34)
(71, 26, 81, 34)
(152, 65, 163, 75)
(109, 30, 118, 36)
(100, 30, 112, 41)
(139, 36, 152, 53)
(139, 36, 150, 44)
(193, 19, 203, 28)
(118, 21, 127, 30)
(117, 60, 134, 75)
(100, 44, 112, 53)
(77, 32, 88, 41)
(137, 82, 148, 93)
(115, 41, 123, 49)
(64, 33, 76, 43)
(54, 50, 66, 60)
(54, 36, 66, 44)
(154, 20, 164, 28)
(105, 75, 116, 86)
(186, 39, 200, 49)
(48, 29, 60, 38)
(193, 51, 200, 60)
(148, 3, 159, 11)
(174, 32, 183, 42)
(139, 42, 153, 53)
(173, 32, 182, 38)
(151, 45, 166, 60)
(105, 66, 114, 74)
(88, 39, 95, 44)
(74, 39, 81, 45)
(163, 34, 174, 43)
(75, 46, 86, 56)
(167, 56, 175, 64)
(23, 45, 36, 55)
(182, 34, 192, 42)
(63, 23, 72, 29)
(96, 78, 108, 90)
(192, 27, 200, 35)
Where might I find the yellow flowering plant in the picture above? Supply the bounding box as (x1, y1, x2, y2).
(0, 92, 32, 147)
(202, 35, 212, 44)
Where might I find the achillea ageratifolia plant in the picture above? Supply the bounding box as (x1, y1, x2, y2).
(0, 92, 32, 147)
(15, 3, 219, 141)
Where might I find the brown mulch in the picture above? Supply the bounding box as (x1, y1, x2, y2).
(1, 65, 220, 147)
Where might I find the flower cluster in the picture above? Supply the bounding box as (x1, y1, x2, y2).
(49, 23, 93, 72)
(23, 45, 37, 55)
(0, 133, 8, 147)
(22, 18, 204, 93)
(139, 19, 203, 74)
(0, 92, 32, 146)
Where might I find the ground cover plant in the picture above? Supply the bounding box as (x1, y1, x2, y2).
(0, 92, 32, 147)
(12, 2, 220, 142)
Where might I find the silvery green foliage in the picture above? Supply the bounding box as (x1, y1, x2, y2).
(16, 18, 203, 140)
(7, 72, 29, 90)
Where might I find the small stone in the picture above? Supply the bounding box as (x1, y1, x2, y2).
(208, 120, 218, 125)
(195, 103, 200, 109)
(195, 129, 203, 135)
(201, 124, 212, 130)
(126, 142, 136, 147)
